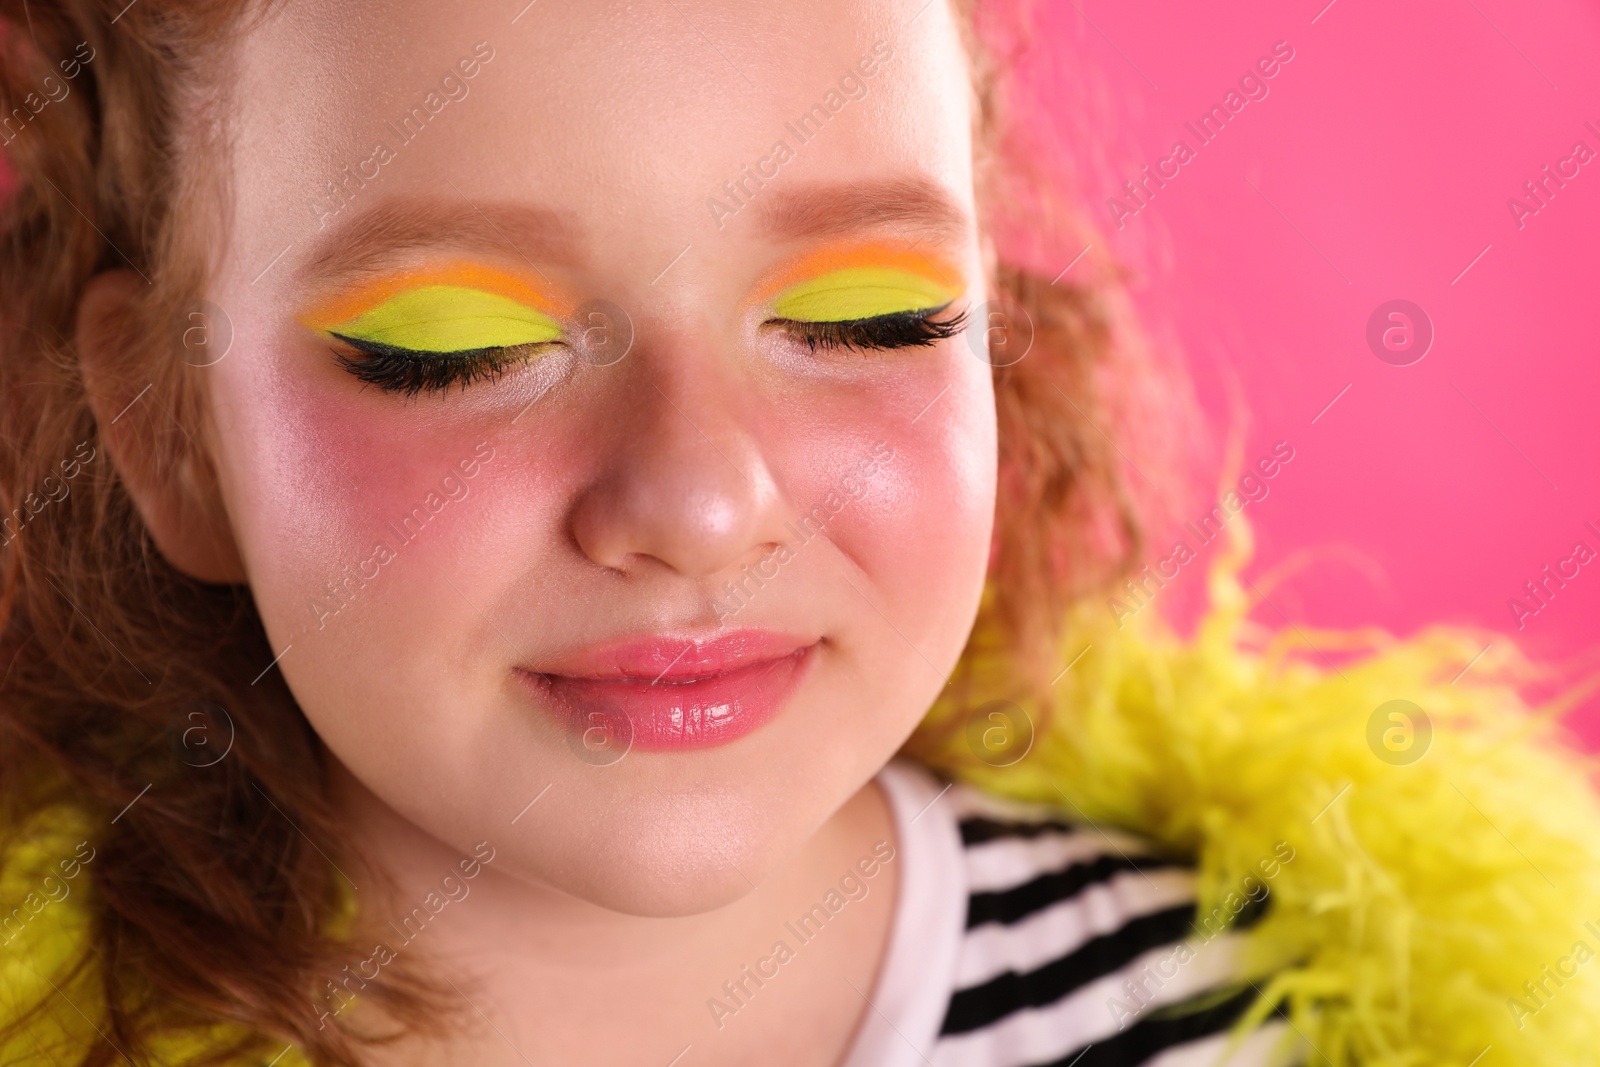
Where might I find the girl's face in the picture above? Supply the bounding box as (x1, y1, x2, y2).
(204, 0, 995, 915)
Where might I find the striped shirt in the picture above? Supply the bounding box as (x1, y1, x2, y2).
(841, 760, 1301, 1067)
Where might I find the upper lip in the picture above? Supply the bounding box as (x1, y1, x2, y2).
(527, 628, 818, 683)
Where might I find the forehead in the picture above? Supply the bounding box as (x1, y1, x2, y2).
(227, 0, 978, 282)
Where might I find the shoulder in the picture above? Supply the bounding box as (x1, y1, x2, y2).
(930, 776, 1302, 1067)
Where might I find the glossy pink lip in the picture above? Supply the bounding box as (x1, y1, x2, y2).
(515, 630, 818, 752)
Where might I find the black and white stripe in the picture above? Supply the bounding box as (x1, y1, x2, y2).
(928, 784, 1297, 1067)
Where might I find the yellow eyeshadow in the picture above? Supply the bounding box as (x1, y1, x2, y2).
(770, 266, 960, 323)
(323, 285, 564, 351)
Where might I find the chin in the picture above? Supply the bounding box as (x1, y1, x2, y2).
(543, 860, 766, 918)
(484, 770, 817, 917)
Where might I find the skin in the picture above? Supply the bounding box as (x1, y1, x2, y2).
(78, 0, 997, 1063)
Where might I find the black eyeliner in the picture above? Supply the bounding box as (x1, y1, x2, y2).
(774, 303, 970, 354)
(330, 333, 549, 397)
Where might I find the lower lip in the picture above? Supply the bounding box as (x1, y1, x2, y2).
(517, 645, 815, 752)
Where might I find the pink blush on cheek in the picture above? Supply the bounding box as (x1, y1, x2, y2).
(209, 369, 547, 645)
(829, 440, 992, 589)
(770, 377, 996, 644)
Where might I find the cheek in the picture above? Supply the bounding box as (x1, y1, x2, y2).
(204, 340, 577, 653)
(846, 416, 992, 597)
(777, 354, 997, 664)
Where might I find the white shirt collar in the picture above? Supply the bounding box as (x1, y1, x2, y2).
(837, 758, 968, 1067)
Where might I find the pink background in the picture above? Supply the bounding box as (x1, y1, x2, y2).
(5, 1, 1599, 736)
(1004, 0, 1600, 741)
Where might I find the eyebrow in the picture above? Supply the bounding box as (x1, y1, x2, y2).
(756, 177, 973, 247)
(296, 198, 583, 289)
(293, 179, 971, 291)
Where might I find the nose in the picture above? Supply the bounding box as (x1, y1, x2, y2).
(568, 354, 786, 580)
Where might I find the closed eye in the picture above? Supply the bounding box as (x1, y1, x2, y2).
(313, 281, 568, 396)
(330, 334, 565, 396)
(769, 303, 970, 353)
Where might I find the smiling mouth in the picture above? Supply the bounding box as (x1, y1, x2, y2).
(514, 630, 819, 752)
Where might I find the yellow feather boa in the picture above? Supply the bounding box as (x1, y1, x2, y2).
(911, 516, 1600, 1065)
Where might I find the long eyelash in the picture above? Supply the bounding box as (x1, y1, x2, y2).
(331, 334, 555, 397)
(333, 304, 965, 395)
(775, 304, 970, 354)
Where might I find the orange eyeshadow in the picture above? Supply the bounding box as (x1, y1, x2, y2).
(299, 260, 577, 331)
(746, 242, 966, 311)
